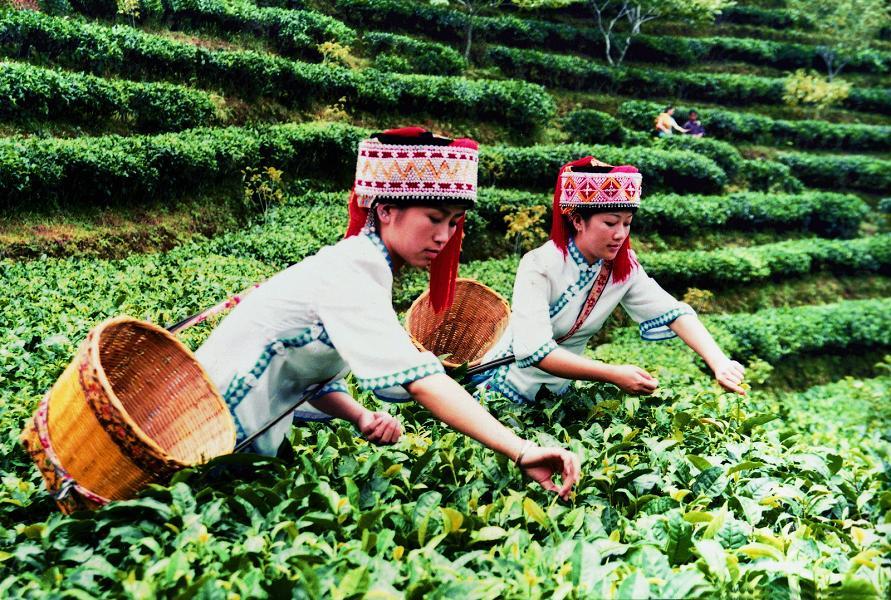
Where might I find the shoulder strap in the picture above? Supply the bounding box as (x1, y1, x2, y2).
(555, 261, 613, 344)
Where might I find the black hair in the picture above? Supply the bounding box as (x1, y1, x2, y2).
(372, 131, 453, 146)
(664, 105, 674, 112)
(571, 206, 638, 220)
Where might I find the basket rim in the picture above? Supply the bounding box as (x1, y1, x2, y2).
(404, 278, 511, 368)
(86, 316, 236, 465)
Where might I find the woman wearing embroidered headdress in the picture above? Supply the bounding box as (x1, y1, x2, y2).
(473, 157, 746, 403)
(196, 128, 580, 498)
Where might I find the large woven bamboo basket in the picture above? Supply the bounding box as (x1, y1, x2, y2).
(20, 317, 235, 513)
(405, 278, 510, 368)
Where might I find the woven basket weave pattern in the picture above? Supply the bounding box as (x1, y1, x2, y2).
(406, 279, 510, 368)
(21, 317, 235, 511)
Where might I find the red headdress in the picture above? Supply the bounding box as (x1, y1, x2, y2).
(345, 127, 479, 312)
(549, 157, 643, 284)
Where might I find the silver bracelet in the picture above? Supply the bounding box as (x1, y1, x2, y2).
(514, 440, 535, 467)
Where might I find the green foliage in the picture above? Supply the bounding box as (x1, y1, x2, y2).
(641, 235, 891, 290)
(0, 122, 368, 209)
(68, 0, 356, 60)
(787, 0, 891, 80)
(783, 69, 851, 118)
(329, 0, 891, 74)
(776, 152, 891, 193)
(364, 31, 467, 75)
(561, 109, 626, 145)
(712, 298, 891, 362)
(653, 136, 743, 179)
(479, 142, 727, 193)
(617, 100, 891, 151)
(633, 191, 868, 238)
(0, 60, 217, 132)
(485, 44, 891, 114)
(474, 189, 867, 239)
(0, 10, 553, 129)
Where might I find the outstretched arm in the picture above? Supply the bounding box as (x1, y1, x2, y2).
(537, 347, 658, 395)
(406, 374, 580, 499)
(308, 391, 402, 444)
(669, 314, 747, 395)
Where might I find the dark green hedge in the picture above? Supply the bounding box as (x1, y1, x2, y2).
(473, 189, 867, 239)
(776, 152, 891, 193)
(643, 235, 891, 290)
(62, 0, 355, 61)
(478, 143, 727, 193)
(485, 45, 891, 114)
(714, 298, 891, 363)
(364, 31, 466, 76)
(0, 124, 732, 209)
(0, 60, 216, 131)
(394, 240, 891, 308)
(560, 109, 626, 145)
(0, 10, 553, 129)
(0, 122, 368, 209)
(330, 0, 889, 74)
(617, 100, 891, 151)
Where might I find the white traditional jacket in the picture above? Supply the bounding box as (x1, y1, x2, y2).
(476, 238, 694, 403)
(196, 232, 443, 455)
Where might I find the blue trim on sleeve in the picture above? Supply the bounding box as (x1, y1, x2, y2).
(516, 340, 558, 368)
(639, 304, 696, 341)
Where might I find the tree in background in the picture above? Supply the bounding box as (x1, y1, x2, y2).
(788, 0, 891, 81)
(584, 0, 733, 67)
(783, 69, 851, 118)
(430, 0, 505, 60)
(431, 0, 567, 60)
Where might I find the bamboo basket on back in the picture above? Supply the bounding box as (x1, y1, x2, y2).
(405, 278, 510, 368)
(20, 317, 235, 514)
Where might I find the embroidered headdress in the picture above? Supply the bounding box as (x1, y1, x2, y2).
(549, 156, 642, 284)
(345, 127, 479, 313)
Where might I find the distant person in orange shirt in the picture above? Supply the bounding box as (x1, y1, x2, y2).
(655, 106, 688, 137)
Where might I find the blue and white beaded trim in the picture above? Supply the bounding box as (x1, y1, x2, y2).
(550, 239, 602, 318)
(365, 231, 394, 271)
(319, 379, 349, 395)
(516, 340, 558, 368)
(356, 360, 445, 391)
(639, 304, 696, 341)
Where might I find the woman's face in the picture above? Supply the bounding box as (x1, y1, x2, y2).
(377, 204, 466, 268)
(571, 210, 634, 262)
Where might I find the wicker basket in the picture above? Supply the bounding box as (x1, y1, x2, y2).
(405, 278, 510, 368)
(20, 317, 235, 513)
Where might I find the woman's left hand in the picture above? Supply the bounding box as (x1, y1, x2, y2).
(358, 411, 403, 445)
(714, 359, 747, 395)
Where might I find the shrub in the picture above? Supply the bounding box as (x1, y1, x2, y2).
(776, 152, 891, 193)
(561, 109, 625, 145)
(617, 100, 891, 151)
(0, 60, 217, 131)
(364, 31, 466, 75)
(714, 298, 891, 363)
(479, 143, 727, 193)
(653, 136, 744, 179)
(739, 159, 804, 194)
(485, 45, 891, 114)
(0, 11, 553, 129)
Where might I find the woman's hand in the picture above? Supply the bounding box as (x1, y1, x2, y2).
(357, 410, 403, 445)
(713, 359, 747, 395)
(518, 444, 581, 500)
(609, 364, 658, 394)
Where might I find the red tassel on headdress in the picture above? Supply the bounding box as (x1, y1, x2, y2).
(611, 235, 638, 284)
(429, 216, 465, 313)
(344, 187, 368, 238)
(550, 156, 595, 257)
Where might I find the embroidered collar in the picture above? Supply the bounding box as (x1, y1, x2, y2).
(365, 230, 394, 271)
(568, 237, 601, 271)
